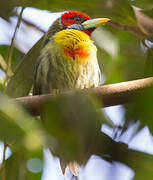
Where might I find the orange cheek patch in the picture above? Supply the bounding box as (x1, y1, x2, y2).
(64, 47, 89, 60)
(64, 49, 75, 59)
(75, 47, 89, 59)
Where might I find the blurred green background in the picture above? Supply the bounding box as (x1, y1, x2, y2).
(0, 0, 153, 179)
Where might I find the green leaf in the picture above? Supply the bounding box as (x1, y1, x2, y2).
(101, 0, 137, 24)
(0, 0, 16, 19)
(5, 150, 27, 180)
(0, 45, 24, 72)
(141, 8, 153, 19)
(43, 91, 106, 163)
(100, 133, 153, 179)
(26, 150, 43, 180)
(5, 149, 43, 180)
(6, 38, 44, 97)
(0, 0, 38, 20)
(129, 150, 153, 180)
(0, 80, 4, 91)
(125, 86, 153, 135)
(0, 94, 25, 143)
(132, 0, 153, 9)
(0, 92, 45, 150)
(91, 129, 153, 180)
(30, 0, 94, 12)
(1, 0, 136, 25)
(31, 0, 136, 24)
(144, 49, 153, 77)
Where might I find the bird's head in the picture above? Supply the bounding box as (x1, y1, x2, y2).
(60, 11, 91, 36)
(47, 11, 110, 39)
(45, 11, 110, 61)
(60, 11, 110, 36)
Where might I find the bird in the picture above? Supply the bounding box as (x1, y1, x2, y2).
(33, 10, 110, 177)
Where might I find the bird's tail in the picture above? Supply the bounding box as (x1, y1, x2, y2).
(60, 160, 79, 177)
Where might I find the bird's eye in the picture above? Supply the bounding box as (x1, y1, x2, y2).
(74, 16, 81, 22)
(70, 16, 85, 23)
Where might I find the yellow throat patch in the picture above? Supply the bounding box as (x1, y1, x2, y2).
(54, 29, 96, 60)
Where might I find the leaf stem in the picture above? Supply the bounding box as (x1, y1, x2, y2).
(4, 7, 25, 88)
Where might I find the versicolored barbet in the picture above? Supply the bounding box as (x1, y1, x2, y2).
(33, 11, 110, 176)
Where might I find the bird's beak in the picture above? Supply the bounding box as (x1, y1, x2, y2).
(82, 18, 110, 30)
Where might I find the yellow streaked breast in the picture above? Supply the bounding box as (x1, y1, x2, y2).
(54, 29, 96, 60)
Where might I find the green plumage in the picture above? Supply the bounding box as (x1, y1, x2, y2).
(33, 29, 101, 95)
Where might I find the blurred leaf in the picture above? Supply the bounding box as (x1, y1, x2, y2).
(141, 8, 153, 19)
(144, 49, 153, 77)
(43, 91, 106, 163)
(0, 80, 4, 91)
(0, 0, 153, 179)
(125, 86, 153, 134)
(0, 45, 23, 72)
(5, 150, 27, 180)
(26, 149, 43, 180)
(128, 150, 153, 180)
(0, 92, 45, 150)
(0, 0, 17, 19)
(30, 0, 94, 12)
(6, 38, 43, 97)
(32, 0, 136, 24)
(5, 148, 43, 180)
(1, 0, 136, 24)
(0, 0, 37, 20)
(99, 25, 146, 84)
(101, 0, 136, 24)
(132, 0, 153, 9)
(123, 148, 153, 180)
(0, 95, 25, 143)
(93, 131, 153, 180)
(0, 54, 13, 77)
(93, 26, 119, 57)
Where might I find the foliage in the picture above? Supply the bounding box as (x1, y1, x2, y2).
(0, 0, 153, 179)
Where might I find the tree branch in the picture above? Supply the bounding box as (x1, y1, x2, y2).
(110, 7, 153, 42)
(110, 21, 150, 41)
(14, 77, 153, 116)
